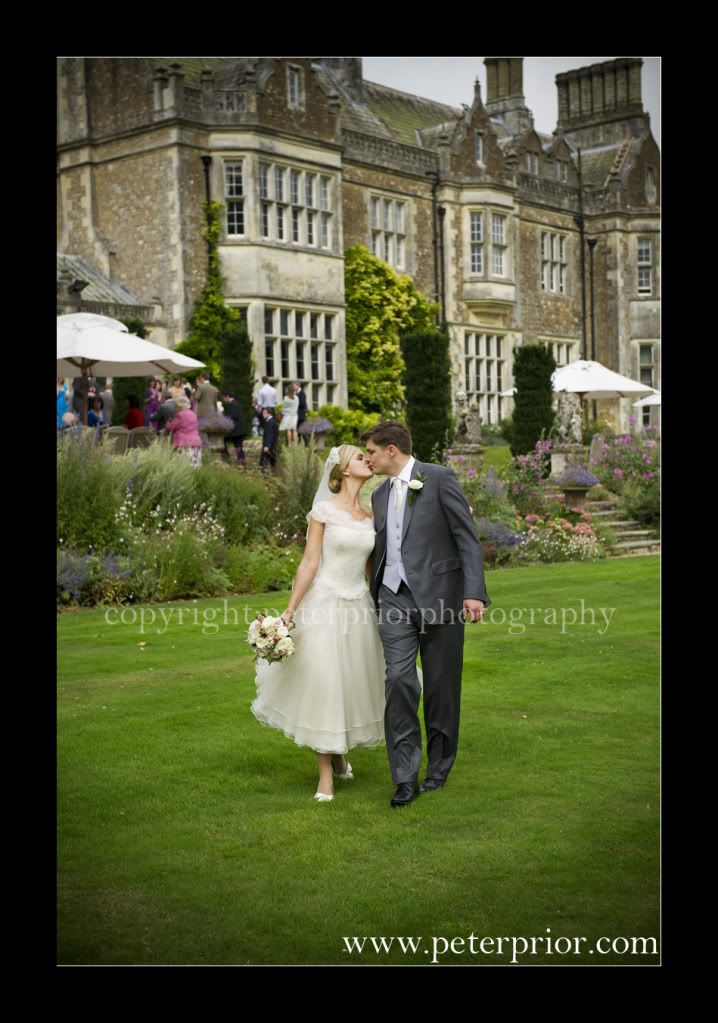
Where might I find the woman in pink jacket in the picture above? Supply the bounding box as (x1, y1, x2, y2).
(166, 396, 203, 467)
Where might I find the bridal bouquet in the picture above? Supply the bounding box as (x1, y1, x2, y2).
(247, 613, 296, 663)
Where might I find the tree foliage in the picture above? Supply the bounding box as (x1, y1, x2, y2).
(344, 245, 437, 414)
(175, 200, 241, 382)
(511, 343, 557, 456)
(401, 330, 454, 461)
(220, 316, 256, 426)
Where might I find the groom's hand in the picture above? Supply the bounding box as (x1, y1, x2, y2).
(462, 599, 485, 624)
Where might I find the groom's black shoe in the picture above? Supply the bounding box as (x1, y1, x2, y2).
(390, 783, 421, 808)
(418, 778, 445, 793)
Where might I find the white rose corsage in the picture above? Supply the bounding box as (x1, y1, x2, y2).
(407, 472, 428, 507)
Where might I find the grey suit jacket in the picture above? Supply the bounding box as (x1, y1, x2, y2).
(370, 459, 491, 623)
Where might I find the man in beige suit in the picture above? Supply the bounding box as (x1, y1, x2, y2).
(194, 373, 219, 418)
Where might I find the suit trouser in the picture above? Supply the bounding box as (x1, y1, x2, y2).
(259, 447, 277, 472)
(378, 579, 465, 785)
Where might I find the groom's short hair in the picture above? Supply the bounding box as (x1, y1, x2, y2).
(360, 421, 412, 454)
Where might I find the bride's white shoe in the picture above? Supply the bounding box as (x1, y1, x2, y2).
(314, 790, 334, 802)
(333, 761, 354, 781)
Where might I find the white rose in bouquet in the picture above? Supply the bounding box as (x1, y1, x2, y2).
(275, 637, 295, 657)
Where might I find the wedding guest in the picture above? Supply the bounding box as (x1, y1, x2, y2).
(166, 396, 203, 467)
(150, 391, 178, 435)
(194, 373, 219, 418)
(256, 375, 279, 413)
(144, 378, 160, 428)
(57, 379, 71, 429)
(168, 377, 184, 400)
(87, 395, 104, 426)
(72, 376, 97, 417)
(220, 386, 248, 465)
(87, 395, 108, 438)
(278, 383, 299, 447)
(123, 394, 144, 431)
(100, 382, 114, 425)
(296, 381, 308, 445)
(259, 406, 279, 473)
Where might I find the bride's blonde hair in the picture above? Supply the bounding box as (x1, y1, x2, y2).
(327, 444, 361, 494)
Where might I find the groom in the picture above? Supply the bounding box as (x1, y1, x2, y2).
(362, 422, 491, 808)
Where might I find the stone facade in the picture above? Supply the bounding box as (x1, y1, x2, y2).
(57, 56, 660, 426)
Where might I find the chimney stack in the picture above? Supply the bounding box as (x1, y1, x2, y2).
(484, 58, 533, 136)
(556, 57, 644, 136)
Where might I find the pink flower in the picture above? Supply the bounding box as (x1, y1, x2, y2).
(613, 469, 624, 477)
(525, 514, 539, 523)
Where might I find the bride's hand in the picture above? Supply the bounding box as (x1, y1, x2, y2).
(281, 608, 295, 627)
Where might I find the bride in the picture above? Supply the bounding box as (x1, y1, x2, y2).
(251, 444, 388, 802)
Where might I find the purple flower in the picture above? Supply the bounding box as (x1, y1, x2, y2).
(467, 468, 477, 481)
(477, 518, 527, 548)
(197, 413, 235, 432)
(557, 465, 599, 486)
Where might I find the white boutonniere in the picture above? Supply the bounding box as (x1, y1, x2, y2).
(407, 473, 428, 506)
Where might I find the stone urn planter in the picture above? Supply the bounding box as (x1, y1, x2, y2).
(298, 417, 333, 451)
(198, 413, 235, 454)
(550, 443, 590, 481)
(447, 442, 486, 474)
(554, 465, 600, 508)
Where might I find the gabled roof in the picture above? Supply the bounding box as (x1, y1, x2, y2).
(311, 64, 398, 139)
(147, 57, 239, 84)
(578, 143, 625, 188)
(360, 80, 462, 147)
(57, 253, 148, 307)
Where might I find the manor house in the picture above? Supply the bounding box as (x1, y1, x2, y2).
(57, 56, 660, 429)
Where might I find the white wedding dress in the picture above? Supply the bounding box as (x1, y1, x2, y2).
(251, 499, 388, 754)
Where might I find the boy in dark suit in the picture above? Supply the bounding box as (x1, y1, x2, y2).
(260, 407, 279, 473)
(295, 382, 308, 446)
(220, 386, 248, 465)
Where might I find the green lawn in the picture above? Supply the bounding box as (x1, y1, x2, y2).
(479, 443, 511, 472)
(57, 556, 659, 966)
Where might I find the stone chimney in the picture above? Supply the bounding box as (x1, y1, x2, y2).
(318, 58, 363, 100)
(556, 58, 646, 141)
(484, 57, 533, 135)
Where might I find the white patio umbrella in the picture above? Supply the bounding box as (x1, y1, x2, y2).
(632, 391, 661, 407)
(500, 387, 517, 397)
(57, 312, 129, 333)
(552, 359, 654, 400)
(551, 359, 654, 439)
(58, 315, 204, 424)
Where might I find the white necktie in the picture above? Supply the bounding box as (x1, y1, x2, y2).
(392, 476, 405, 513)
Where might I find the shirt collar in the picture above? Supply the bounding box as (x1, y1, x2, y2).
(393, 456, 416, 482)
